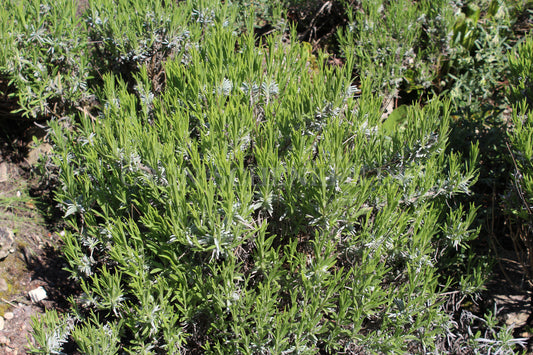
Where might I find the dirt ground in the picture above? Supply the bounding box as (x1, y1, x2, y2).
(0, 118, 76, 354)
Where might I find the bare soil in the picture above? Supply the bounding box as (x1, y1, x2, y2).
(0, 117, 76, 354)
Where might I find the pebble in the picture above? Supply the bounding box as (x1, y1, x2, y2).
(0, 278, 8, 292)
(3, 312, 13, 320)
(0, 163, 8, 183)
(0, 316, 4, 331)
(0, 335, 9, 345)
(28, 286, 47, 303)
(0, 227, 15, 260)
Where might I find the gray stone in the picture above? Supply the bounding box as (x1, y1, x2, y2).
(28, 286, 47, 303)
(0, 163, 7, 183)
(0, 227, 15, 260)
(0, 278, 8, 292)
(26, 143, 52, 166)
(4, 312, 13, 320)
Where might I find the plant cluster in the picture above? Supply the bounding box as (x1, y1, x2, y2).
(0, 0, 525, 353)
(343, 0, 457, 98)
(508, 29, 533, 106)
(505, 34, 533, 291)
(84, 0, 198, 94)
(442, 0, 519, 208)
(0, 0, 266, 119)
(27, 0, 503, 353)
(0, 0, 91, 118)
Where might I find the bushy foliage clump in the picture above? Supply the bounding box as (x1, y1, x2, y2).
(505, 35, 533, 287)
(84, 0, 199, 93)
(1, 0, 525, 353)
(345, 0, 453, 94)
(24, 0, 497, 353)
(0, 0, 91, 118)
(508, 32, 533, 106)
(0, 0, 227, 118)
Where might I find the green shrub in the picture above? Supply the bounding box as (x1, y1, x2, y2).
(506, 100, 533, 284)
(7, 0, 526, 353)
(508, 33, 533, 106)
(0, 0, 91, 118)
(341, 0, 454, 95)
(27, 310, 74, 354)
(84, 0, 200, 93)
(32, 1, 490, 352)
(505, 36, 533, 288)
(445, 0, 515, 114)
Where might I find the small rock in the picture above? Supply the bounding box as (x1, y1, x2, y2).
(518, 331, 531, 338)
(0, 316, 4, 331)
(0, 335, 9, 345)
(0, 163, 8, 183)
(28, 286, 47, 303)
(0, 227, 15, 260)
(27, 143, 52, 166)
(0, 278, 8, 292)
(3, 312, 13, 320)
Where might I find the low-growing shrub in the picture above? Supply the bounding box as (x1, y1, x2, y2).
(6, 0, 527, 353)
(0, 0, 91, 118)
(506, 100, 533, 290)
(29, 1, 495, 352)
(342, 0, 454, 96)
(505, 36, 533, 297)
(508, 32, 533, 106)
(84, 0, 199, 94)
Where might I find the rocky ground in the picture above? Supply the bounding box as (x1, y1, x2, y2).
(0, 119, 76, 354)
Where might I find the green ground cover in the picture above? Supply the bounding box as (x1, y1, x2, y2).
(1, 0, 532, 353)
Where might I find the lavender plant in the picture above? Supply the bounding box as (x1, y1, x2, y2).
(508, 32, 533, 106)
(341, 0, 453, 96)
(20, 0, 531, 353)
(84, 0, 201, 93)
(36, 2, 487, 352)
(505, 37, 533, 300)
(0, 0, 91, 118)
(27, 310, 74, 354)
